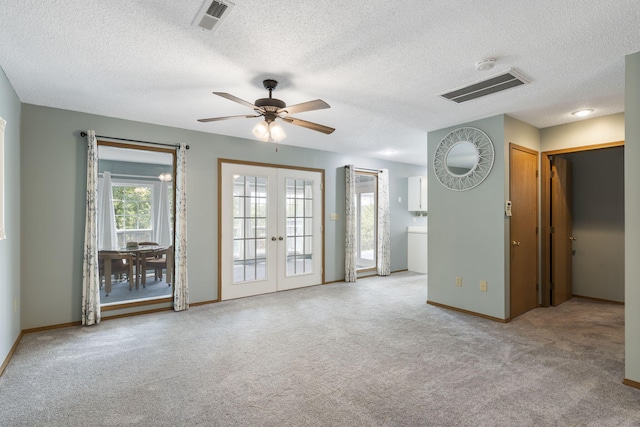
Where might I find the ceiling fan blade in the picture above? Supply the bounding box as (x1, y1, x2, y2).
(198, 115, 260, 123)
(281, 116, 335, 134)
(213, 92, 261, 111)
(277, 99, 330, 115)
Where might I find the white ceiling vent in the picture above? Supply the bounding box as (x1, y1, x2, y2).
(439, 68, 531, 103)
(193, 0, 235, 32)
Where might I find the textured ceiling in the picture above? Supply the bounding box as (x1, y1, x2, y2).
(1, 0, 639, 165)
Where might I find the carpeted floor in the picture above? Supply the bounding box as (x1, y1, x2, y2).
(1, 272, 638, 426)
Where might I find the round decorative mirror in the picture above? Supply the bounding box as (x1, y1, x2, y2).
(446, 141, 479, 176)
(433, 127, 494, 191)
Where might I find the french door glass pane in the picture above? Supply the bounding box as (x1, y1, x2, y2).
(286, 177, 314, 276)
(233, 174, 268, 284)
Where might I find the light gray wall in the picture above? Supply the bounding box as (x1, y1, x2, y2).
(20, 104, 427, 329)
(427, 115, 508, 319)
(625, 51, 640, 383)
(0, 66, 21, 365)
(562, 148, 624, 302)
(540, 113, 624, 150)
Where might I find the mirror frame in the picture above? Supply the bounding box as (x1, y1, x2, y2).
(433, 127, 495, 191)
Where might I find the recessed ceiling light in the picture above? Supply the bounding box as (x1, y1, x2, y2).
(572, 109, 594, 117)
(380, 150, 397, 155)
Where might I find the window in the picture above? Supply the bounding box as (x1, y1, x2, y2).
(112, 184, 153, 247)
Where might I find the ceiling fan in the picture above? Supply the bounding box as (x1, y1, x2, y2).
(198, 79, 335, 142)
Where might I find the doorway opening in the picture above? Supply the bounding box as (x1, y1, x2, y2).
(97, 142, 176, 308)
(541, 141, 624, 307)
(355, 171, 377, 271)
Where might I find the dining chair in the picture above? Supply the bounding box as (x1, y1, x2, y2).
(98, 251, 134, 296)
(140, 245, 173, 286)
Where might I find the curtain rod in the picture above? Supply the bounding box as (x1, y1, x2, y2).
(80, 131, 190, 150)
(99, 172, 165, 180)
(354, 167, 383, 173)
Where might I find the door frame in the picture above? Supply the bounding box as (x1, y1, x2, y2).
(540, 140, 624, 307)
(354, 170, 378, 273)
(217, 158, 325, 301)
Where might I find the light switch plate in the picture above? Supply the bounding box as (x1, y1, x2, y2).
(330, 213, 338, 221)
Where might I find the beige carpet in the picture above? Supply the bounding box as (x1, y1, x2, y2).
(1, 272, 638, 426)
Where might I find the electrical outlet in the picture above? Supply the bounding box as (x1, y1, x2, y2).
(480, 280, 487, 292)
(456, 276, 462, 287)
(330, 213, 338, 221)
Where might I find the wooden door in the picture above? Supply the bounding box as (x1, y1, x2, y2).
(509, 144, 539, 318)
(551, 156, 573, 305)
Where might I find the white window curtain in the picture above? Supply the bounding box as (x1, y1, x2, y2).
(344, 165, 357, 282)
(82, 130, 101, 325)
(0, 116, 5, 240)
(173, 143, 189, 311)
(98, 171, 118, 250)
(377, 169, 391, 276)
(155, 179, 172, 247)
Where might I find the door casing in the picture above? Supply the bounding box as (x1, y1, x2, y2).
(540, 141, 624, 307)
(218, 159, 325, 301)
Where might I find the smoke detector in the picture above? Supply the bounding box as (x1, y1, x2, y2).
(475, 59, 496, 71)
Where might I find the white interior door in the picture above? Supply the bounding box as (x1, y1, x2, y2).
(277, 169, 322, 291)
(221, 163, 277, 300)
(221, 162, 322, 300)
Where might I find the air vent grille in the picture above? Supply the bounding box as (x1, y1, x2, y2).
(439, 69, 530, 103)
(206, 1, 228, 19)
(193, 0, 234, 32)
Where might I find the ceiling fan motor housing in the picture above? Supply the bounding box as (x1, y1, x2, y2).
(255, 98, 286, 109)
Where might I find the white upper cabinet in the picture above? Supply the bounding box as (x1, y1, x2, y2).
(408, 176, 428, 212)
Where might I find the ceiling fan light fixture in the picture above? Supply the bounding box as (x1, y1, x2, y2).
(252, 120, 286, 142)
(269, 121, 286, 142)
(252, 120, 270, 140)
(199, 79, 332, 138)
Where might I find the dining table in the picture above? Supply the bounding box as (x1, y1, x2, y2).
(117, 244, 169, 289)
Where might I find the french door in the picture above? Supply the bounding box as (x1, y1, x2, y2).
(220, 161, 323, 300)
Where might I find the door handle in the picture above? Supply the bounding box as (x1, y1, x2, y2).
(278, 236, 284, 241)
(271, 236, 277, 241)
(512, 241, 521, 246)
(569, 236, 577, 241)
